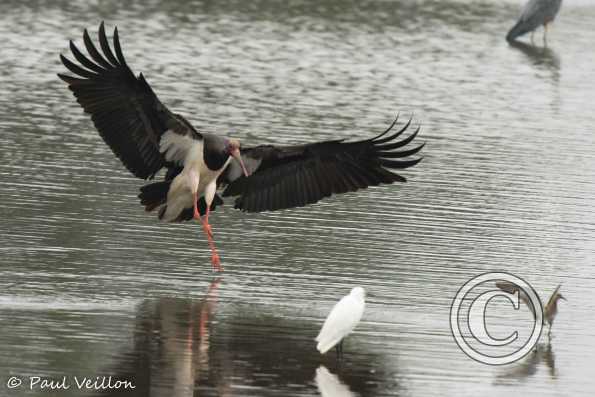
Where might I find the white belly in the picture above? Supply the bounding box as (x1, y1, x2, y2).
(160, 159, 231, 222)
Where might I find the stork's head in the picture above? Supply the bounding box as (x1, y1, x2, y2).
(225, 138, 249, 177)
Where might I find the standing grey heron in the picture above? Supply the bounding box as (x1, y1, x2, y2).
(506, 0, 563, 45)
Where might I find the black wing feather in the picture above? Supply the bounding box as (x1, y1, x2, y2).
(83, 28, 113, 69)
(58, 22, 192, 179)
(69, 41, 103, 73)
(221, 117, 423, 212)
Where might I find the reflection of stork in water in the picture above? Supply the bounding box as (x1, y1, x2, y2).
(90, 278, 221, 397)
(95, 281, 389, 396)
(153, 278, 221, 397)
(187, 278, 221, 383)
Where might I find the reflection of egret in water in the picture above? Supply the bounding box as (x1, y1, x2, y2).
(494, 343, 557, 385)
(93, 279, 393, 396)
(316, 366, 357, 397)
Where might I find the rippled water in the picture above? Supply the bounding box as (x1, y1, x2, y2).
(2, 0, 595, 396)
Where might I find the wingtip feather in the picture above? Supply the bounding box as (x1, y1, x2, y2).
(373, 116, 413, 145)
(113, 26, 127, 65)
(98, 21, 119, 66)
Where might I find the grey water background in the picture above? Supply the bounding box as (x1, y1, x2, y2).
(1, 0, 595, 395)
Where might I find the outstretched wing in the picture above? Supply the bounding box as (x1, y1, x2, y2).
(58, 22, 200, 179)
(221, 117, 423, 212)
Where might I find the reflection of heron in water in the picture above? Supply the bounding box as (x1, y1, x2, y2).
(494, 343, 557, 384)
(507, 40, 561, 71)
(93, 280, 392, 396)
(507, 39, 561, 111)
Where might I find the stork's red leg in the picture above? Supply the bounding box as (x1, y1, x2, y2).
(199, 305, 209, 338)
(202, 209, 213, 239)
(201, 208, 221, 272)
(192, 194, 221, 271)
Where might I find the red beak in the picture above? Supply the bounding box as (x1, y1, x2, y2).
(230, 148, 249, 177)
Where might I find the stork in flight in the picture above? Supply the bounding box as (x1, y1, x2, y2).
(58, 23, 424, 271)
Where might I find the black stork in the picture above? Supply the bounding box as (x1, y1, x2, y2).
(58, 23, 424, 272)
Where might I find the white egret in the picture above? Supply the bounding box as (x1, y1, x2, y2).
(316, 287, 366, 356)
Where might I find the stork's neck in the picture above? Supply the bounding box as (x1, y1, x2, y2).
(184, 141, 205, 169)
(204, 146, 230, 171)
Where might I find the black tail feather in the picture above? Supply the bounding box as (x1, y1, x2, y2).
(140, 173, 224, 222)
(175, 194, 224, 221)
(139, 181, 171, 212)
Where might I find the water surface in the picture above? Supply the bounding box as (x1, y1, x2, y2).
(2, 0, 595, 396)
